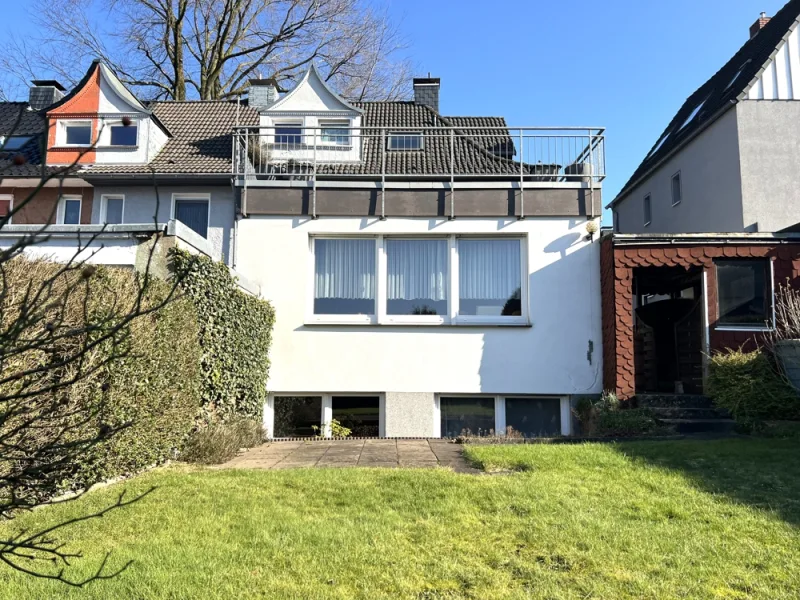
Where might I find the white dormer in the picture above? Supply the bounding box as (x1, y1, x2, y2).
(255, 64, 363, 164)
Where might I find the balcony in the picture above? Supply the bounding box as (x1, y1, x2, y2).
(232, 126, 606, 187)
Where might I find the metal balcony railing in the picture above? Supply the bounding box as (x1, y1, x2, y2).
(232, 126, 606, 185)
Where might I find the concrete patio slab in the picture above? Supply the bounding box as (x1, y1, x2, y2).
(221, 439, 478, 472)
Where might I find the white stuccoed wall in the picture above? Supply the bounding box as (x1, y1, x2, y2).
(236, 216, 603, 399)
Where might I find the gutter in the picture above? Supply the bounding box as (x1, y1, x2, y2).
(607, 99, 737, 210)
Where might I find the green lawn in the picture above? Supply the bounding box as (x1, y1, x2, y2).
(2, 438, 800, 599)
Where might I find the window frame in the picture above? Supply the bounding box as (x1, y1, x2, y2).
(387, 131, 424, 151)
(59, 120, 93, 147)
(100, 194, 125, 225)
(273, 121, 304, 146)
(170, 193, 211, 238)
(107, 121, 139, 147)
(671, 171, 682, 206)
(266, 392, 386, 438)
(318, 119, 351, 146)
(57, 195, 82, 225)
(714, 258, 774, 331)
(434, 394, 571, 438)
(643, 193, 652, 227)
(307, 234, 528, 327)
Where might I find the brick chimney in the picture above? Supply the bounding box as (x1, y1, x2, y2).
(29, 80, 65, 111)
(750, 12, 771, 38)
(249, 78, 279, 111)
(413, 76, 440, 113)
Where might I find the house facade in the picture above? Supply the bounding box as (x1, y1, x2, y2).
(610, 1, 800, 235)
(0, 60, 606, 439)
(602, 3, 800, 409)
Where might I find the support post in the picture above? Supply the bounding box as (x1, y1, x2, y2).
(312, 127, 318, 219)
(449, 129, 455, 220)
(518, 129, 525, 220)
(381, 128, 387, 220)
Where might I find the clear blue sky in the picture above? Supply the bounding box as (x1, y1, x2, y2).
(0, 0, 789, 222)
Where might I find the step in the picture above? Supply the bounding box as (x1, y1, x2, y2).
(635, 394, 714, 409)
(659, 418, 737, 435)
(649, 406, 730, 420)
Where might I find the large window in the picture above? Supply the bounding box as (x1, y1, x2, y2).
(458, 239, 521, 317)
(173, 195, 209, 238)
(386, 239, 448, 316)
(716, 260, 771, 327)
(314, 238, 376, 316)
(310, 236, 526, 325)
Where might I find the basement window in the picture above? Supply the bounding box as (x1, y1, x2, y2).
(716, 260, 771, 327)
(273, 396, 322, 438)
(332, 396, 380, 437)
(387, 132, 423, 150)
(440, 397, 495, 438)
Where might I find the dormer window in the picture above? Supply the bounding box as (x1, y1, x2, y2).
(388, 132, 423, 150)
(320, 120, 350, 145)
(64, 121, 92, 146)
(274, 123, 302, 147)
(109, 122, 138, 146)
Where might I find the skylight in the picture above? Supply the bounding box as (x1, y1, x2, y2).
(1, 136, 32, 150)
(726, 68, 744, 91)
(646, 133, 670, 159)
(679, 98, 707, 131)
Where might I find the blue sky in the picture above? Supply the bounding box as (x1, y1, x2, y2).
(0, 0, 789, 221)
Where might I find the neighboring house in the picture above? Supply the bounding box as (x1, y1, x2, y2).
(231, 65, 606, 438)
(601, 3, 800, 417)
(610, 1, 800, 234)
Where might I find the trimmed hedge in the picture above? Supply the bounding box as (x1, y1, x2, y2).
(708, 348, 800, 423)
(169, 249, 275, 422)
(0, 257, 201, 495)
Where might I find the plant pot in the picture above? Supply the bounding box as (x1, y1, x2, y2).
(774, 339, 800, 389)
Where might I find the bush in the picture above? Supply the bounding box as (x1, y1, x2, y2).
(0, 257, 201, 495)
(169, 249, 275, 422)
(573, 391, 660, 437)
(708, 348, 800, 423)
(181, 419, 264, 464)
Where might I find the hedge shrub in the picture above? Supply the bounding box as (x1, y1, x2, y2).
(0, 257, 201, 495)
(169, 249, 275, 422)
(182, 419, 265, 464)
(708, 348, 800, 423)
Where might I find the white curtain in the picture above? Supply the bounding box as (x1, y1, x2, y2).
(315, 239, 375, 299)
(459, 239, 521, 300)
(386, 239, 448, 301)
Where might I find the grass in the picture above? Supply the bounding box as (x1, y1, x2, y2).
(1, 438, 799, 599)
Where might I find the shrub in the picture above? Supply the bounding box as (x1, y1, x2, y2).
(169, 249, 275, 422)
(0, 257, 201, 495)
(181, 419, 265, 464)
(708, 348, 800, 423)
(573, 391, 660, 437)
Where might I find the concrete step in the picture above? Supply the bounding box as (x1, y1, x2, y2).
(636, 394, 714, 409)
(659, 418, 737, 435)
(649, 406, 731, 420)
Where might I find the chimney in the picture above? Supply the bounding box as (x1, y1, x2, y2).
(750, 12, 771, 38)
(29, 80, 65, 111)
(413, 76, 440, 113)
(249, 78, 279, 111)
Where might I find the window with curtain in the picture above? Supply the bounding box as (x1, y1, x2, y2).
(175, 198, 209, 238)
(320, 120, 350, 145)
(386, 239, 448, 315)
(274, 124, 302, 146)
(314, 238, 376, 315)
(458, 239, 521, 316)
(103, 197, 123, 224)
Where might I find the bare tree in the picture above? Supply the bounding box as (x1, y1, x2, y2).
(0, 120, 188, 585)
(0, 0, 412, 101)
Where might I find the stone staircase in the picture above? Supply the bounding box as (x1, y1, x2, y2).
(635, 394, 736, 435)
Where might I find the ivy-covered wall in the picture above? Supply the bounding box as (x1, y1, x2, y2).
(170, 249, 275, 421)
